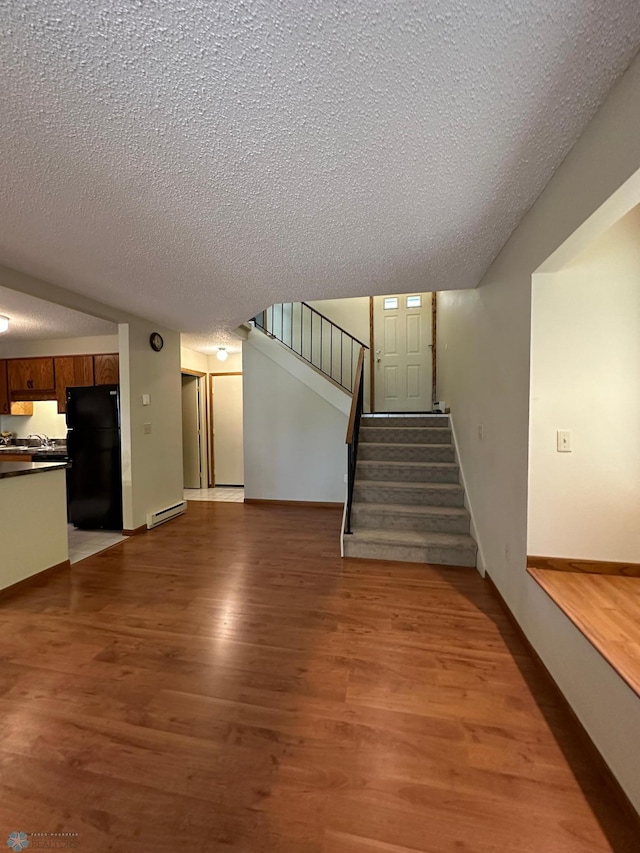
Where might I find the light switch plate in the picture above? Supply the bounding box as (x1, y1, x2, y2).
(557, 430, 572, 452)
(142, 394, 150, 406)
(144, 422, 152, 435)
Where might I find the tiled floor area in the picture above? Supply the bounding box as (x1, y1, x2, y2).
(67, 525, 126, 565)
(184, 487, 244, 502)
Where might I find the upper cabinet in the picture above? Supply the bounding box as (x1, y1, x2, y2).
(0, 360, 8, 415)
(55, 356, 95, 414)
(0, 354, 119, 413)
(7, 358, 55, 400)
(94, 353, 119, 386)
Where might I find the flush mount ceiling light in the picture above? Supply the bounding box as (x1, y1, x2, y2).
(216, 347, 228, 362)
(0, 315, 9, 334)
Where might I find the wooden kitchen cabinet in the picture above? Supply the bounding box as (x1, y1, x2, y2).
(8, 357, 55, 399)
(94, 353, 119, 386)
(0, 360, 8, 415)
(55, 355, 95, 413)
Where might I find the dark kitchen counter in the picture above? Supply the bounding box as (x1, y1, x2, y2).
(0, 447, 68, 461)
(0, 461, 70, 480)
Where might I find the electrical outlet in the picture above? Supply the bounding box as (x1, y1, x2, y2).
(557, 430, 572, 452)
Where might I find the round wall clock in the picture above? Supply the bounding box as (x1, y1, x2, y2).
(149, 332, 164, 352)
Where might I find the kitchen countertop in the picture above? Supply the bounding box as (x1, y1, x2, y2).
(0, 447, 68, 460)
(0, 461, 70, 480)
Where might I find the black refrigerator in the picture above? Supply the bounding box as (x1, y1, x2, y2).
(66, 385, 123, 530)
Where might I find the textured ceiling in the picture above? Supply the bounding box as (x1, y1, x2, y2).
(0, 2, 639, 352)
(0, 285, 115, 348)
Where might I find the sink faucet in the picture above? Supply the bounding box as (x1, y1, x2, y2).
(27, 433, 50, 448)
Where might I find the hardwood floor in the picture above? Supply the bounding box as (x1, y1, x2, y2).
(0, 502, 636, 852)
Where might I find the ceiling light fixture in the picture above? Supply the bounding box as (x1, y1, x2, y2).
(216, 347, 228, 362)
(0, 315, 9, 334)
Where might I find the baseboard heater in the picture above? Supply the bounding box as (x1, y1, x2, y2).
(146, 500, 187, 530)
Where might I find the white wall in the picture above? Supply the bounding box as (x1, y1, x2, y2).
(437, 54, 640, 811)
(0, 400, 66, 438)
(243, 336, 347, 503)
(180, 344, 209, 374)
(208, 350, 242, 373)
(0, 334, 119, 358)
(529, 206, 640, 562)
(308, 297, 371, 348)
(119, 319, 183, 530)
(304, 297, 371, 410)
(212, 373, 244, 485)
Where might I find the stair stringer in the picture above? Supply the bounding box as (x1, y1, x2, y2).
(449, 413, 487, 578)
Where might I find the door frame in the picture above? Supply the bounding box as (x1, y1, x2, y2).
(369, 293, 437, 413)
(181, 369, 209, 489)
(209, 371, 243, 488)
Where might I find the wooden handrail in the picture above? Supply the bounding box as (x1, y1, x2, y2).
(345, 347, 365, 444)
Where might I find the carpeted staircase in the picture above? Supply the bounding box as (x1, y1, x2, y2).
(344, 414, 477, 567)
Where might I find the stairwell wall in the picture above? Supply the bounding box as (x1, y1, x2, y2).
(307, 297, 371, 411)
(436, 55, 640, 811)
(243, 335, 347, 503)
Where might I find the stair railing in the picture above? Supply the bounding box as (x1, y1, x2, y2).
(344, 346, 365, 535)
(252, 302, 368, 393)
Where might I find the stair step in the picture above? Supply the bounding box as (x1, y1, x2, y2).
(361, 415, 449, 428)
(351, 502, 471, 534)
(353, 480, 465, 507)
(360, 426, 451, 445)
(356, 460, 459, 483)
(344, 529, 477, 567)
(358, 442, 456, 463)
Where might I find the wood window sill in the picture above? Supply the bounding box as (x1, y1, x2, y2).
(528, 566, 640, 699)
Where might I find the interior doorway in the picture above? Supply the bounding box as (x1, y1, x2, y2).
(210, 372, 244, 487)
(372, 292, 434, 412)
(181, 372, 207, 489)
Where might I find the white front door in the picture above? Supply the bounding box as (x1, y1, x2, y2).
(373, 293, 433, 412)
